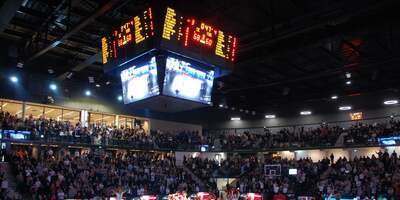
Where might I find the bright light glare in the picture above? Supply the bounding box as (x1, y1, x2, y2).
(346, 80, 352, 85)
(231, 117, 241, 121)
(117, 95, 123, 101)
(331, 95, 338, 100)
(10, 76, 18, 83)
(85, 90, 91, 96)
(300, 111, 312, 115)
(384, 100, 398, 105)
(265, 115, 276, 119)
(339, 106, 352, 111)
(49, 84, 57, 91)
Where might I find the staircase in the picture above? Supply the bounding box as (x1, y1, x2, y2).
(335, 132, 348, 146)
(0, 162, 20, 198)
(181, 165, 206, 191)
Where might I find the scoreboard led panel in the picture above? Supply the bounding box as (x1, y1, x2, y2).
(101, 6, 238, 72)
(161, 7, 237, 63)
(101, 7, 154, 65)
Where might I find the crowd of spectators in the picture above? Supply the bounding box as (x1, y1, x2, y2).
(344, 120, 400, 146)
(9, 148, 200, 199)
(2, 111, 400, 151)
(183, 150, 400, 199)
(183, 156, 219, 194)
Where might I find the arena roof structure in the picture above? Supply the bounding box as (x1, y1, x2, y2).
(1, 0, 399, 115)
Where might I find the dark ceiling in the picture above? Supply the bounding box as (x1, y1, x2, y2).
(1, 0, 400, 114)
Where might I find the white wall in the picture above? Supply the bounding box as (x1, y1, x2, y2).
(150, 119, 202, 134)
(175, 151, 227, 166)
(271, 146, 399, 162)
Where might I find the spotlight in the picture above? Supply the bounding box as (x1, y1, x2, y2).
(49, 84, 57, 91)
(117, 95, 123, 101)
(346, 80, 352, 85)
(384, 100, 398, 105)
(85, 90, 91, 96)
(95, 84, 101, 88)
(339, 106, 352, 111)
(345, 72, 351, 79)
(219, 104, 224, 108)
(231, 117, 241, 121)
(331, 95, 338, 100)
(300, 111, 312, 115)
(265, 115, 276, 119)
(9, 76, 18, 83)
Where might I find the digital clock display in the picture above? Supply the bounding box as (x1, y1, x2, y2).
(162, 7, 237, 62)
(101, 7, 154, 65)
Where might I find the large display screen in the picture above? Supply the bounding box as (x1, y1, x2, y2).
(163, 57, 214, 104)
(120, 57, 159, 104)
(101, 7, 154, 65)
(162, 7, 237, 62)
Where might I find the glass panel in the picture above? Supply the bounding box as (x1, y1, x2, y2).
(118, 117, 127, 128)
(1, 101, 23, 118)
(143, 120, 149, 134)
(44, 107, 63, 121)
(126, 118, 133, 129)
(102, 114, 115, 127)
(89, 113, 103, 125)
(63, 109, 80, 125)
(25, 104, 44, 119)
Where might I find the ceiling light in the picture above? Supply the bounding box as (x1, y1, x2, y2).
(331, 95, 338, 100)
(49, 84, 57, 91)
(384, 100, 398, 105)
(346, 80, 352, 85)
(9, 76, 18, 83)
(95, 84, 101, 88)
(106, 81, 111, 85)
(339, 106, 352, 111)
(265, 115, 276, 119)
(218, 104, 223, 108)
(345, 72, 351, 79)
(231, 117, 241, 121)
(300, 111, 312, 115)
(85, 90, 91, 96)
(117, 95, 123, 101)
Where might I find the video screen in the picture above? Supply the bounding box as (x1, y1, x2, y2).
(163, 57, 214, 104)
(288, 168, 298, 175)
(120, 57, 159, 104)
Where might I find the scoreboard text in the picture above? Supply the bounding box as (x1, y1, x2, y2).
(101, 7, 237, 69)
(162, 7, 237, 62)
(101, 8, 154, 65)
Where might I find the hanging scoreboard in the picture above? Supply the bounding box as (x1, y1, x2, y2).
(161, 7, 237, 64)
(101, 7, 238, 71)
(101, 7, 154, 66)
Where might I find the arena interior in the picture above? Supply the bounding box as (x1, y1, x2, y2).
(1, 0, 400, 200)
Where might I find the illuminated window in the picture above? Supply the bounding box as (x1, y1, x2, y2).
(350, 112, 363, 120)
(44, 107, 63, 121)
(63, 109, 80, 125)
(1, 101, 23, 118)
(25, 104, 45, 119)
(126, 118, 134, 129)
(102, 114, 116, 127)
(89, 113, 116, 126)
(89, 113, 103, 125)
